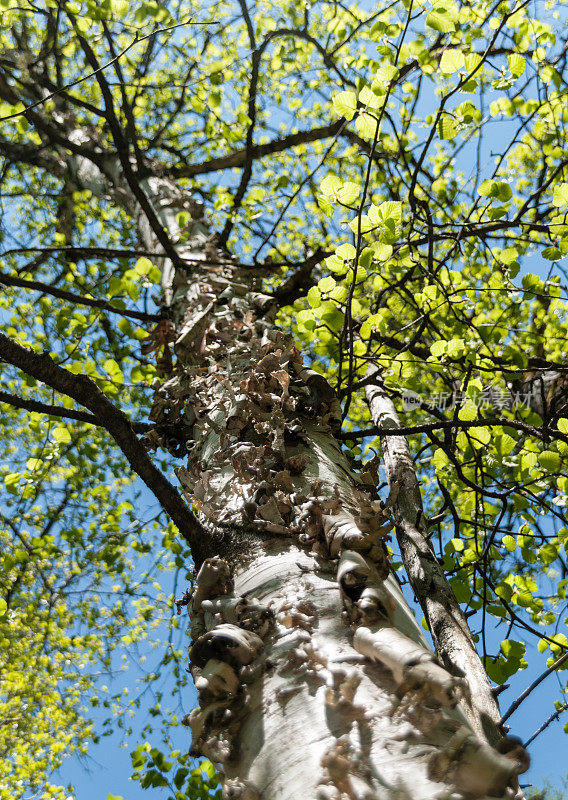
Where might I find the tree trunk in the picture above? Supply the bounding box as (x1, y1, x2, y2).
(73, 156, 527, 799)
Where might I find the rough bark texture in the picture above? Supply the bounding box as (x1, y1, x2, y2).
(133, 178, 527, 800)
(68, 150, 528, 799)
(365, 372, 503, 746)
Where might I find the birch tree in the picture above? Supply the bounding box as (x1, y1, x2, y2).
(1, 0, 568, 799)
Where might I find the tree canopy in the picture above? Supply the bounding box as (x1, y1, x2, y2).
(2, 0, 568, 797)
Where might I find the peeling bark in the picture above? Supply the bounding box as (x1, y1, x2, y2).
(65, 146, 527, 799)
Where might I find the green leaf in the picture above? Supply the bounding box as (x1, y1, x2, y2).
(355, 110, 379, 138)
(553, 183, 568, 207)
(446, 337, 465, 357)
(103, 358, 124, 384)
(438, 114, 457, 140)
(558, 418, 568, 434)
(0, 598, 7, 617)
(320, 175, 342, 196)
(317, 195, 333, 217)
(498, 247, 518, 265)
(538, 450, 561, 472)
(542, 246, 562, 261)
(174, 768, 189, 789)
(375, 64, 399, 85)
(358, 247, 374, 270)
(450, 576, 472, 602)
(203, 760, 216, 778)
(336, 243, 357, 260)
(500, 639, 526, 659)
(432, 448, 449, 469)
(458, 401, 477, 421)
(307, 287, 321, 308)
(373, 201, 402, 227)
(430, 340, 447, 357)
(134, 257, 154, 276)
(508, 53, 525, 78)
(427, 5, 456, 32)
(53, 427, 72, 444)
(330, 285, 348, 302)
(516, 590, 533, 608)
(374, 243, 393, 261)
(470, 426, 491, 445)
(497, 183, 513, 201)
(502, 535, 516, 552)
(318, 276, 336, 293)
(337, 182, 359, 205)
(539, 543, 558, 566)
(478, 180, 512, 201)
(359, 86, 383, 111)
(440, 48, 465, 75)
(333, 91, 357, 120)
(485, 657, 506, 684)
(495, 582, 513, 602)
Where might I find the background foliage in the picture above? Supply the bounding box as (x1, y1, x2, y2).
(2, 0, 568, 796)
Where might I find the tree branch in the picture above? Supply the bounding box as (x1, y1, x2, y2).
(69, 17, 186, 271)
(340, 416, 568, 446)
(169, 121, 344, 178)
(0, 333, 206, 559)
(0, 388, 151, 433)
(0, 270, 160, 322)
(501, 651, 568, 724)
(271, 248, 327, 307)
(365, 368, 503, 743)
(523, 702, 568, 748)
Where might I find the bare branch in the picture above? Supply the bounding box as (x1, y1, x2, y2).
(0, 388, 151, 433)
(501, 652, 568, 724)
(0, 332, 206, 559)
(0, 270, 160, 322)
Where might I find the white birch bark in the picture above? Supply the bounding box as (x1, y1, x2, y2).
(68, 149, 528, 800)
(364, 372, 503, 745)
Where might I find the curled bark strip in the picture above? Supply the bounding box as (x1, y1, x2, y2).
(336, 550, 386, 605)
(356, 585, 395, 625)
(201, 595, 274, 637)
(325, 666, 362, 708)
(317, 737, 376, 800)
(496, 735, 530, 776)
(324, 512, 390, 559)
(428, 726, 519, 798)
(192, 556, 233, 611)
(238, 601, 275, 638)
(353, 624, 432, 685)
(201, 596, 250, 628)
(398, 660, 468, 709)
(223, 778, 261, 800)
(195, 658, 240, 699)
(293, 364, 342, 420)
(187, 700, 228, 747)
(190, 623, 264, 668)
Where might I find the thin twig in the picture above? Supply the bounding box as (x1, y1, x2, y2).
(0, 270, 160, 322)
(0, 389, 151, 433)
(523, 702, 568, 748)
(501, 651, 568, 723)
